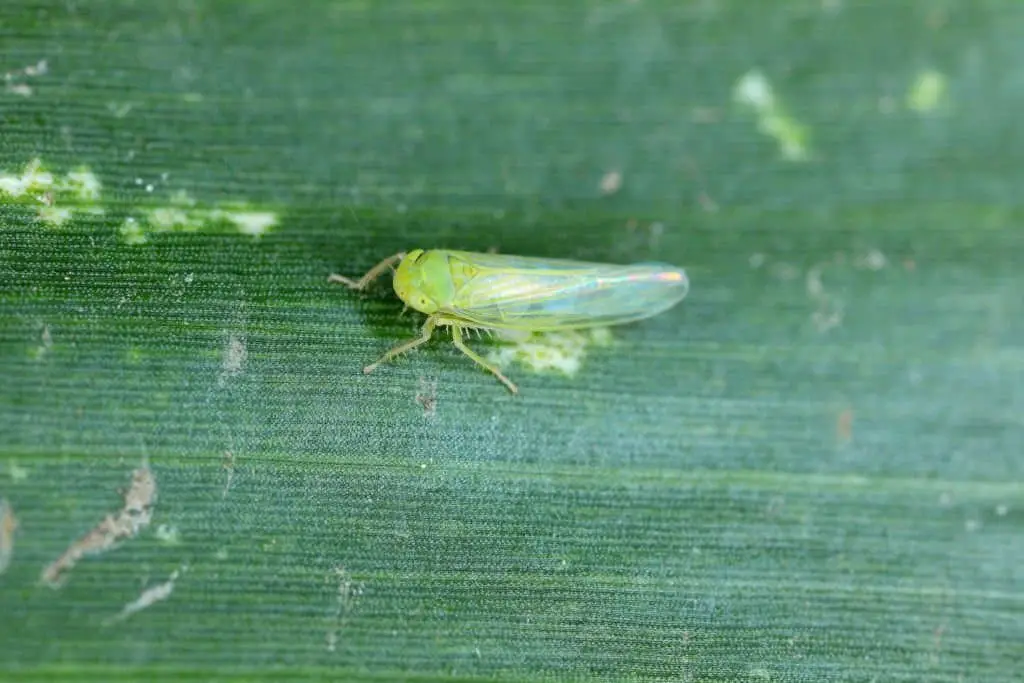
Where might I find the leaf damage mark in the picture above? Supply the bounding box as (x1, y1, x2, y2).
(218, 333, 248, 386)
(153, 524, 181, 545)
(325, 566, 363, 653)
(855, 249, 887, 271)
(599, 169, 623, 196)
(103, 564, 186, 626)
(807, 249, 889, 332)
(3, 59, 47, 97)
(733, 69, 811, 162)
(0, 159, 275, 240)
(118, 189, 278, 244)
(0, 158, 104, 227)
(929, 620, 948, 665)
(221, 450, 235, 499)
(416, 376, 438, 416)
(835, 407, 854, 445)
(624, 218, 668, 250)
(40, 465, 157, 587)
(754, 250, 889, 332)
(29, 322, 54, 361)
(107, 101, 135, 118)
(5, 460, 29, 482)
(806, 261, 843, 333)
(486, 328, 614, 377)
(0, 498, 18, 575)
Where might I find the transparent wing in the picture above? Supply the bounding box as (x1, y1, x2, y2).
(443, 251, 689, 331)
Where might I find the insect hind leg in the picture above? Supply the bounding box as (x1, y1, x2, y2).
(364, 316, 437, 375)
(450, 325, 518, 394)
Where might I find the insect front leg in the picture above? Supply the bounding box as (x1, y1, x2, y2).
(450, 325, 519, 395)
(364, 315, 437, 375)
(328, 252, 406, 290)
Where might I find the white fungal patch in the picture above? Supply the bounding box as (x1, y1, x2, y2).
(118, 217, 146, 245)
(486, 328, 614, 377)
(1, 158, 279, 241)
(121, 189, 279, 244)
(0, 158, 54, 196)
(0, 158, 105, 226)
(64, 169, 102, 201)
(208, 208, 277, 237)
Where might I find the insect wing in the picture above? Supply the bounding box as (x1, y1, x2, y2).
(444, 251, 689, 330)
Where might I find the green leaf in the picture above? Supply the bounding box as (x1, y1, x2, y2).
(2, 1, 1022, 681)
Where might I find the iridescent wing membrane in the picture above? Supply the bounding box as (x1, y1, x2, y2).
(443, 250, 689, 331)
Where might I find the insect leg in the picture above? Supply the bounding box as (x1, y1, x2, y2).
(450, 325, 519, 395)
(364, 315, 437, 375)
(328, 252, 406, 290)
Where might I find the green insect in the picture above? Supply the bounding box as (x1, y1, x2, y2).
(329, 249, 689, 394)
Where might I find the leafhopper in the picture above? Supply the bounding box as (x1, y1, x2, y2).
(329, 249, 689, 394)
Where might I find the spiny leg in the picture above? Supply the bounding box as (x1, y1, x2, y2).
(364, 316, 437, 375)
(328, 252, 406, 290)
(450, 325, 519, 395)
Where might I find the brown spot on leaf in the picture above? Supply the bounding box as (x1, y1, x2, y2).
(0, 499, 17, 575)
(40, 465, 157, 587)
(836, 408, 854, 444)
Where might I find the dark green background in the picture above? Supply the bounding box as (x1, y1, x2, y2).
(2, 1, 1022, 680)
